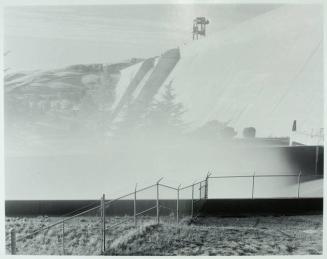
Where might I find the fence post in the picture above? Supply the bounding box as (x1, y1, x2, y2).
(156, 178, 163, 225)
(62, 220, 65, 255)
(315, 146, 319, 175)
(176, 185, 181, 224)
(10, 228, 16, 255)
(251, 172, 255, 199)
(101, 194, 106, 254)
(297, 170, 302, 198)
(191, 184, 194, 218)
(134, 184, 137, 227)
(156, 183, 159, 224)
(205, 172, 211, 199)
(205, 178, 208, 199)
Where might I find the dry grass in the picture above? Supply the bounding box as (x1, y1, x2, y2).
(5, 214, 322, 255)
(105, 215, 323, 256)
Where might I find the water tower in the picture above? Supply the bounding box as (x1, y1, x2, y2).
(193, 17, 209, 40)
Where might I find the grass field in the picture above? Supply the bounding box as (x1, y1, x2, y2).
(5, 214, 323, 255)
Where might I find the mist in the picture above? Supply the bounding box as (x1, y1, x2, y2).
(4, 4, 323, 200)
(5, 125, 311, 200)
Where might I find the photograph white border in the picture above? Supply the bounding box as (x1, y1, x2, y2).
(0, 0, 325, 258)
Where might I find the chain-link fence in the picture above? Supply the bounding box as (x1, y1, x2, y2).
(207, 172, 323, 199)
(6, 171, 323, 255)
(6, 175, 209, 255)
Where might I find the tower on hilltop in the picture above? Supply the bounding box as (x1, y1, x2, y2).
(193, 17, 209, 40)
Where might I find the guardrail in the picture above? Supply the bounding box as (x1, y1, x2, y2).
(290, 129, 324, 146)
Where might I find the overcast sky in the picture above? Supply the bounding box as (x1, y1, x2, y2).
(4, 4, 279, 72)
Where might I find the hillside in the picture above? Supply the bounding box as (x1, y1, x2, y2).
(4, 5, 324, 200)
(5, 5, 323, 150)
(155, 5, 323, 138)
(4, 59, 144, 154)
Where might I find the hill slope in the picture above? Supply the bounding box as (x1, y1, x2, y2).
(155, 5, 323, 138)
(5, 5, 323, 145)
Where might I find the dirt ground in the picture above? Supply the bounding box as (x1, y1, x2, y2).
(6, 214, 323, 255)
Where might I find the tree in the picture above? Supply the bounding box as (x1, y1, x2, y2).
(143, 82, 186, 137)
(243, 127, 256, 138)
(192, 120, 237, 141)
(113, 81, 186, 141)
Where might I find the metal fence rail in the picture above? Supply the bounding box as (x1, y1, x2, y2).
(7, 174, 208, 255)
(6, 171, 323, 255)
(208, 172, 323, 199)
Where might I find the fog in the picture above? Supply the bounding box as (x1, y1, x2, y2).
(6, 128, 321, 200)
(4, 4, 323, 200)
